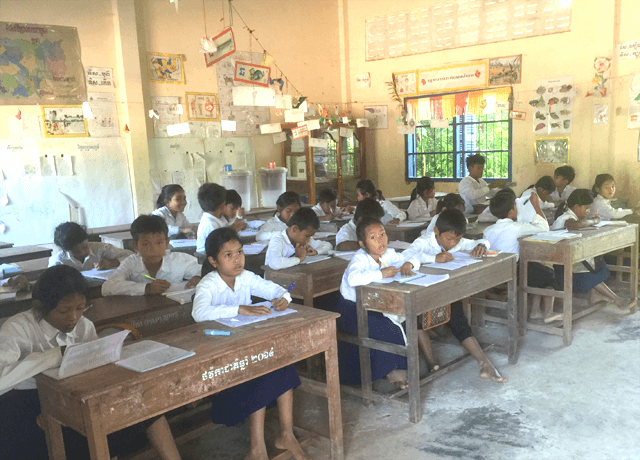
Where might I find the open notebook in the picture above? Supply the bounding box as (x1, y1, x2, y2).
(116, 340, 195, 373)
(214, 301, 296, 327)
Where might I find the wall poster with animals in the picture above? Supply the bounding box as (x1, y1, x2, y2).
(530, 76, 576, 135)
(488, 55, 522, 86)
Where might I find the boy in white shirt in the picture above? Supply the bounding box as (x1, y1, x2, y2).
(265, 207, 332, 270)
(221, 189, 248, 230)
(196, 183, 246, 253)
(458, 154, 505, 214)
(335, 198, 384, 251)
(256, 192, 300, 243)
(102, 215, 201, 296)
(550, 165, 576, 203)
(312, 188, 341, 221)
(483, 190, 559, 322)
(48, 221, 132, 270)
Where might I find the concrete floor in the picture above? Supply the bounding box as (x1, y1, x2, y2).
(152, 303, 640, 460)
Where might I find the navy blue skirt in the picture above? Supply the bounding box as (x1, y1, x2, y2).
(554, 259, 610, 293)
(210, 365, 300, 427)
(319, 295, 408, 386)
(0, 389, 148, 460)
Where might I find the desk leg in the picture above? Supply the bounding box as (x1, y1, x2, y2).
(43, 414, 67, 460)
(81, 400, 110, 460)
(356, 297, 373, 404)
(562, 254, 573, 347)
(405, 297, 421, 423)
(519, 258, 528, 336)
(324, 324, 345, 460)
(507, 273, 517, 364)
(631, 237, 639, 314)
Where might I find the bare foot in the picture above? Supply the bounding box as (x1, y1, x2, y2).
(245, 444, 269, 460)
(386, 369, 408, 389)
(274, 431, 310, 460)
(426, 361, 440, 372)
(479, 361, 505, 383)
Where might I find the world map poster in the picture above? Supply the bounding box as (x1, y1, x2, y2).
(0, 22, 87, 105)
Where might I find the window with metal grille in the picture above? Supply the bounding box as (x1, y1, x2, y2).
(405, 93, 512, 182)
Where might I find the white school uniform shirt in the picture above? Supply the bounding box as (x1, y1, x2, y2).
(192, 270, 292, 322)
(477, 206, 499, 223)
(458, 176, 490, 214)
(551, 209, 593, 273)
(336, 219, 357, 246)
(311, 203, 328, 217)
(48, 242, 132, 271)
(521, 188, 555, 210)
(380, 200, 407, 225)
(407, 196, 437, 222)
(0, 310, 97, 395)
(151, 206, 189, 237)
(265, 229, 332, 270)
(588, 195, 633, 220)
(483, 215, 549, 260)
(402, 231, 490, 265)
(424, 213, 470, 235)
(197, 213, 227, 253)
(550, 184, 576, 203)
(256, 214, 287, 243)
(101, 251, 201, 296)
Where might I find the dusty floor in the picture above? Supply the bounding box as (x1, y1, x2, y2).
(153, 303, 640, 460)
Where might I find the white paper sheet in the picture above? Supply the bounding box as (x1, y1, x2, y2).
(243, 243, 267, 255)
(238, 229, 258, 237)
(396, 221, 425, 228)
(309, 138, 328, 148)
(167, 122, 191, 136)
(170, 239, 197, 248)
(299, 119, 320, 130)
(81, 268, 117, 280)
(373, 271, 426, 284)
(232, 86, 276, 107)
(260, 123, 282, 134)
(427, 252, 482, 271)
(313, 231, 336, 238)
(387, 240, 411, 250)
(164, 288, 196, 305)
(56, 330, 130, 379)
(403, 273, 450, 287)
(221, 120, 237, 131)
(275, 95, 293, 110)
(356, 118, 369, 128)
(273, 131, 287, 144)
(214, 301, 296, 327)
(300, 255, 330, 264)
(284, 109, 305, 123)
(524, 231, 581, 242)
(116, 340, 194, 372)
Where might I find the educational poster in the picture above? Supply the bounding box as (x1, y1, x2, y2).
(204, 27, 236, 67)
(488, 55, 522, 86)
(628, 74, 640, 129)
(147, 52, 185, 84)
(394, 71, 417, 97)
(364, 106, 388, 129)
(535, 137, 569, 164)
(85, 67, 114, 89)
(41, 106, 88, 138)
(152, 96, 180, 137)
(531, 76, 576, 135)
(0, 22, 87, 105)
(186, 92, 219, 121)
(418, 62, 487, 94)
(234, 61, 270, 87)
(586, 57, 610, 97)
(86, 93, 119, 138)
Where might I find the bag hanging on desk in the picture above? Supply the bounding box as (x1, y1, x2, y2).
(419, 304, 450, 330)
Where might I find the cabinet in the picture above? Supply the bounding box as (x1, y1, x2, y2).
(281, 123, 366, 205)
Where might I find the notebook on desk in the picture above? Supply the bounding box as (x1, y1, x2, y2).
(116, 340, 195, 373)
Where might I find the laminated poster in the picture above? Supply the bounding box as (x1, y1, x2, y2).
(531, 76, 576, 135)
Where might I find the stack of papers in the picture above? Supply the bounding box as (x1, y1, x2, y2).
(243, 243, 267, 255)
(373, 272, 426, 284)
(214, 302, 297, 327)
(524, 231, 581, 243)
(81, 268, 117, 280)
(116, 340, 195, 373)
(238, 229, 259, 237)
(427, 252, 482, 271)
(170, 239, 197, 248)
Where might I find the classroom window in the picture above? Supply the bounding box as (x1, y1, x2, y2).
(405, 89, 512, 182)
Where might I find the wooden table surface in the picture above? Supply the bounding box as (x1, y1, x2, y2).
(37, 306, 344, 460)
(354, 253, 518, 423)
(99, 231, 134, 250)
(519, 224, 639, 346)
(0, 241, 14, 249)
(384, 222, 429, 243)
(85, 295, 195, 338)
(264, 257, 350, 306)
(0, 245, 53, 264)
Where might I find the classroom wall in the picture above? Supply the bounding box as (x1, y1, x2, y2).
(343, 0, 640, 205)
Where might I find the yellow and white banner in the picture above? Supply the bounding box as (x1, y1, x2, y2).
(418, 62, 488, 94)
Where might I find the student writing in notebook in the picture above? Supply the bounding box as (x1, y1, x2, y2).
(407, 176, 437, 222)
(101, 215, 201, 296)
(356, 178, 406, 225)
(256, 191, 301, 242)
(151, 184, 196, 238)
(222, 189, 248, 230)
(191, 228, 309, 460)
(0, 266, 182, 460)
(335, 198, 384, 251)
(265, 207, 332, 270)
(48, 222, 132, 270)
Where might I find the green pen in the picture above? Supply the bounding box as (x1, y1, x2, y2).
(143, 274, 156, 281)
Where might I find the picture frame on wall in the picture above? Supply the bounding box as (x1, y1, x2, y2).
(234, 61, 271, 87)
(185, 92, 219, 121)
(364, 105, 388, 130)
(41, 105, 88, 138)
(148, 52, 185, 84)
(204, 27, 236, 68)
(535, 137, 569, 164)
(488, 55, 522, 86)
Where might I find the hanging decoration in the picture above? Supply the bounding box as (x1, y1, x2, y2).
(204, 27, 236, 67)
(585, 57, 610, 97)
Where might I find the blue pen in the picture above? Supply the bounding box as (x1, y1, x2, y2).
(204, 329, 232, 336)
(272, 282, 295, 307)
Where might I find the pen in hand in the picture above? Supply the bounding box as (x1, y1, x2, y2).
(272, 282, 295, 308)
(143, 274, 156, 281)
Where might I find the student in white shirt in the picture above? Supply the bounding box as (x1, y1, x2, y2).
(265, 207, 332, 270)
(196, 183, 246, 253)
(425, 193, 466, 233)
(0, 265, 181, 460)
(151, 184, 196, 238)
(48, 221, 132, 270)
(102, 215, 201, 296)
(191, 228, 309, 460)
(476, 189, 515, 223)
(356, 178, 406, 225)
(550, 165, 576, 203)
(407, 176, 437, 222)
(552, 189, 634, 309)
(458, 154, 506, 214)
(256, 191, 300, 242)
(402, 209, 504, 382)
(484, 190, 559, 322)
(335, 198, 384, 251)
(221, 189, 248, 230)
(588, 173, 638, 220)
(312, 188, 341, 221)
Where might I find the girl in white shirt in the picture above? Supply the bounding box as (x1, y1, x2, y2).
(192, 228, 309, 460)
(356, 179, 407, 225)
(588, 174, 638, 220)
(256, 191, 301, 242)
(0, 266, 181, 460)
(407, 176, 437, 222)
(152, 184, 196, 238)
(425, 193, 466, 233)
(552, 189, 634, 309)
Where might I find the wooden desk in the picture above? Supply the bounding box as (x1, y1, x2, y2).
(0, 241, 13, 249)
(519, 225, 639, 346)
(0, 245, 53, 264)
(37, 307, 344, 460)
(87, 224, 131, 242)
(352, 253, 518, 423)
(85, 295, 195, 338)
(15, 257, 49, 281)
(384, 223, 429, 243)
(464, 222, 491, 240)
(99, 231, 134, 251)
(387, 196, 411, 210)
(264, 257, 349, 306)
(245, 207, 277, 221)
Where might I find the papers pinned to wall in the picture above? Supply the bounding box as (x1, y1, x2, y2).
(284, 109, 304, 123)
(39, 155, 56, 176)
(299, 119, 320, 131)
(152, 96, 180, 137)
(275, 95, 293, 110)
(221, 120, 237, 131)
(356, 118, 369, 128)
(260, 123, 282, 134)
(87, 92, 119, 137)
(272, 131, 287, 144)
(291, 125, 309, 140)
(232, 86, 276, 107)
(167, 122, 191, 136)
(54, 155, 74, 176)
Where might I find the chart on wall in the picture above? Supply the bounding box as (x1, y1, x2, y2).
(0, 22, 87, 105)
(531, 76, 576, 135)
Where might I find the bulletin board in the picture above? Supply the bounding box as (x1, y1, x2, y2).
(0, 138, 135, 245)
